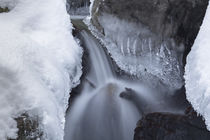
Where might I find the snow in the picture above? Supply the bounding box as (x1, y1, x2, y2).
(86, 14, 184, 90)
(0, 0, 82, 139)
(185, 1, 210, 130)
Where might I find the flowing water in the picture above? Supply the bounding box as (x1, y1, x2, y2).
(64, 26, 181, 140)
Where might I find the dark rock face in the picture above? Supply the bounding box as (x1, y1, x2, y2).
(134, 107, 210, 140)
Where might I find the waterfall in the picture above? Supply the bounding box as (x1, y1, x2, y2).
(81, 31, 114, 85)
(64, 27, 180, 140)
(64, 31, 147, 140)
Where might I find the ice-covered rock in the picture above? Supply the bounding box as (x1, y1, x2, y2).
(0, 0, 82, 139)
(88, 0, 208, 90)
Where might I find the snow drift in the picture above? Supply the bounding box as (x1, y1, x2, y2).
(0, 0, 82, 139)
(185, 1, 210, 130)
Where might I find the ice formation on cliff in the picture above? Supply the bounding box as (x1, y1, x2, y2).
(86, 14, 184, 90)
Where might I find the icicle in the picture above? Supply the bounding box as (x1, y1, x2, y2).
(121, 41, 125, 56)
(127, 38, 131, 55)
(132, 39, 137, 56)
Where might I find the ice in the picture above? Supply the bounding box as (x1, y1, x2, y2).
(185, 1, 210, 130)
(86, 14, 184, 90)
(0, 0, 82, 139)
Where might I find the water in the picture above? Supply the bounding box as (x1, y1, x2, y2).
(64, 31, 178, 140)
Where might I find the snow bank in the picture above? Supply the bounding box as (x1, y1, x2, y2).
(185, 1, 210, 130)
(86, 14, 184, 90)
(0, 0, 82, 139)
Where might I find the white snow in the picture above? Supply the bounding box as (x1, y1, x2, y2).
(0, 0, 82, 139)
(185, 1, 210, 130)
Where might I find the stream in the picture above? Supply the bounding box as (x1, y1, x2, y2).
(64, 18, 185, 140)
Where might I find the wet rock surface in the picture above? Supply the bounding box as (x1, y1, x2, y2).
(120, 88, 147, 115)
(134, 107, 210, 140)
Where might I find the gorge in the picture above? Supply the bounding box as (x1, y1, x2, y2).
(0, 0, 210, 139)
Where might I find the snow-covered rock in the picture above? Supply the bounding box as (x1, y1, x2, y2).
(185, 1, 210, 130)
(0, 0, 82, 139)
(89, 0, 208, 91)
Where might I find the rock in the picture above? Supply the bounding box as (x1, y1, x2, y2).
(9, 113, 43, 140)
(91, 0, 208, 52)
(119, 88, 148, 115)
(134, 107, 210, 140)
(119, 88, 135, 100)
(0, 7, 9, 13)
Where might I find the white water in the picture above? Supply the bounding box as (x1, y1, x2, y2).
(64, 31, 177, 140)
(84, 31, 113, 85)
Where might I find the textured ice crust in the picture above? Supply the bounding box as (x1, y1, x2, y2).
(0, 0, 82, 139)
(185, 2, 210, 130)
(86, 14, 184, 90)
